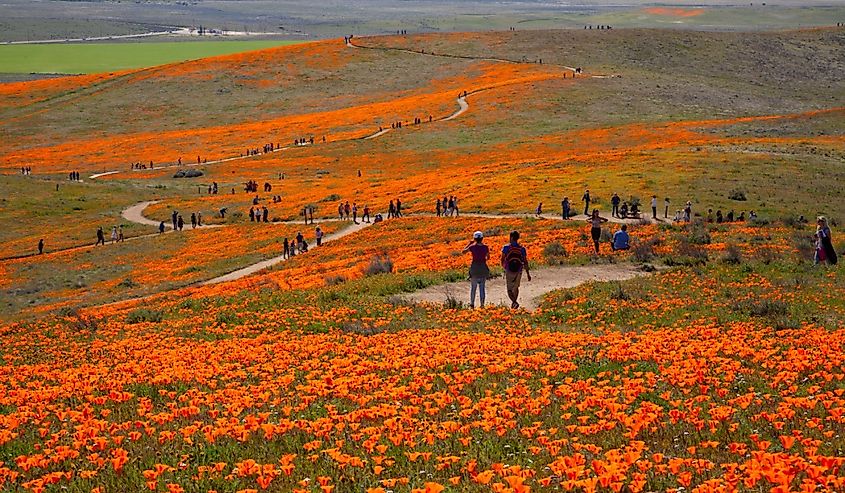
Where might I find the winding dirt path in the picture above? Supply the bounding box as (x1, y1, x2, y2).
(403, 263, 649, 311)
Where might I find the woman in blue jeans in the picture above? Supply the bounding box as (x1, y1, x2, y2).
(463, 231, 490, 308)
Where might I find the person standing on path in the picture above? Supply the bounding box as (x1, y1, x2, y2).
(535, 202, 543, 217)
(684, 201, 692, 223)
(562, 197, 571, 220)
(586, 209, 609, 254)
(664, 197, 670, 219)
(315, 226, 324, 247)
(191, 213, 197, 229)
(338, 202, 344, 220)
(362, 204, 370, 223)
(396, 198, 403, 217)
(611, 193, 620, 218)
(463, 231, 490, 308)
(111, 226, 118, 243)
(651, 195, 658, 220)
(815, 216, 838, 265)
(388, 200, 396, 219)
(159, 221, 166, 234)
(296, 231, 305, 253)
(283, 238, 290, 259)
(582, 189, 591, 216)
(38, 239, 44, 255)
(436, 199, 442, 217)
(352, 203, 359, 224)
(118, 225, 124, 242)
(262, 206, 269, 223)
(501, 230, 531, 309)
(172, 210, 178, 231)
(177, 215, 184, 231)
(197, 212, 202, 226)
(96, 226, 105, 246)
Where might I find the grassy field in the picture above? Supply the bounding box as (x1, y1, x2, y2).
(0, 40, 304, 74)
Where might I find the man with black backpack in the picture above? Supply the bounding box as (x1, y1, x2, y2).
(501, 230, 531, 309)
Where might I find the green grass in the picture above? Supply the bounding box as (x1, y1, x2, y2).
(0, 40, 304, 74)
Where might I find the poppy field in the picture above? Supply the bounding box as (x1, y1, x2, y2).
(1, 24, 845, 493)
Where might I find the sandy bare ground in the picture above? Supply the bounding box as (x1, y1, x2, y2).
(403, 263, 649, 311)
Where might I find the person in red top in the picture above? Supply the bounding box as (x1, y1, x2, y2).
(463, 231, 490, 308)
(501, 230, 531, 309)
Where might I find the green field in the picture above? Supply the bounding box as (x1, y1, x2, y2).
(0, 40, 305, 74)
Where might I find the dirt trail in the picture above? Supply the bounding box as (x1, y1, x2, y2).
(403, 263, 649, 311)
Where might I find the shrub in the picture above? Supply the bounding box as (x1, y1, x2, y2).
(365, 254, 394, 276)
(543, 241, 568, 264)
(732, 298, 789, 318)
(609, 282, 630, 301)
(321, 193, 341, 202)
(126, 309, 163, 324)
(632, 238, 657, 262)
(118, 277, 138, 288)
(324, 274, 347, 286)
(721, 243, 743, 264)
(687, 218, 711, 245)
(728, 189, 747, 201)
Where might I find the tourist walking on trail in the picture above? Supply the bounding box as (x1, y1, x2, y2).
(177, 215, 184, 231)
(38, 239, 44, 255)
(436, 199, 442, 217)
(344, 201, 351, 220)
(249, 207, 255, 222)
(362, 205, 370, 223)
(582, 189, 591, 216)
(651, 195, 658, 220)
(815, 216, 838, 265)
(197, 212, 202, 226)
(562, 197, 571, 220)
(611, 193, 620, 218)
(296, 231, 305, 253)
(111, 226, 118, 243)
(388, 200, 396, 219)
(586, 209, 609, 254)
(283, 238, 290, 259)
(536, 202, 543, 217)
(501, 230, 531, 309)
(96, 227, 105, 246)
(172, 210, 178, 230)
(191, 213, 197, 229)
(664, 197, 670, 219)
(159, 221, 166, 234)
(452, 196, 459, 217)
(338, 202, 344, 220)
(683, 201, 692, 223)
(262, 206, 269, 223)
(352, 203, 359, 224)
(118, 225, 124, 242)
(396, 198, 403, 217)
(315, 226, 324, 247)
(463, 231, 490, 308)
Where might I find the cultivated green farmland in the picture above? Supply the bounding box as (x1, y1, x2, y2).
(0, 40, 305, 74)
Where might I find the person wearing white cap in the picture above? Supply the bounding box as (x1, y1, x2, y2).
(463, 231, 490, 308)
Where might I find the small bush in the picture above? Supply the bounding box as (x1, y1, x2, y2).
(793, 233, 816, 260)
(728, 189, 747, 201)
(118, 277, 138, 288)
(732, 299, 789, 318)
(126, 309, 163, 324)
(687, 218, 711, 245)
(632, 238, 657, 262)
(721, 243, 743, 264)
(543, 241, 568, 264)
(483, 227, 502, 238)
(324, 274, 347, 286)
(320, 193, 341, 202)
(365, 254, 394, 276)
(609, 282, 630, 301)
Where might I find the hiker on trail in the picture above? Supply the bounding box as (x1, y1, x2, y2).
(262, 206, 269, 223)
(388, 200, 396, 219)
(296, 231, 304, 253)
(118, 225, 124, 242)
(358, 169, 362, 177)
(352, 203, 359, 224)
(38, 239, 44, 255)
(436, 199, 442, 217)
(815, 216, 838, 265)
(716, 210, 723, 224)
(664, 197, 670, 218)
(177, 215, 184, 231)
(651, 195, 658, 219)
(396, 198, 403, 217)
(249, 207, 255, 222)
(344, 201, 351, 220)
(111, 226, 118, 243)
(463, 231, 490, 309)
(612, 224, 630, 251)
(536, 202, 543, 217)
(96, 227, 105, 246)
(197, 212, 202, 226)
(315, 226, 324, 246)
(159, 221, 166, 234)
(362, 204, 370, 223)
(220, 207, 227, 219)
(172, 211, 178, 230)
(582, 189, 591, 216)
(338, 202, 344, 220)
(501, 230, 531, 309)
(611, 193, 621, 218)
(683, 201, 692, 222)
(283, 238, 290, 259)
(451, 197, 458, 217)
(586, 209, 609, 254)
(562, 197, 571, 220)
(191, 213, 197, 229)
